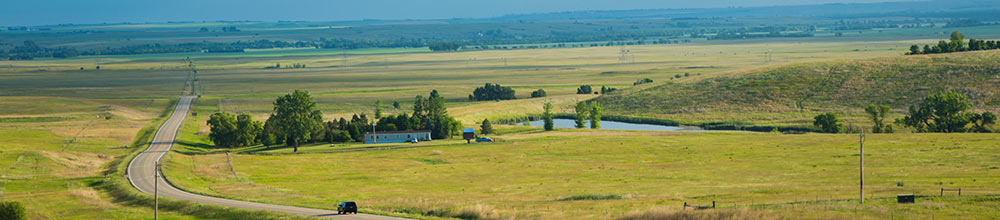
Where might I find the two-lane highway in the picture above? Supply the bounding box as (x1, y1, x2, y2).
(127, 96, 410, 220)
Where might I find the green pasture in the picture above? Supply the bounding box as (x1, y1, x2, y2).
(162, 130, 1000, 219)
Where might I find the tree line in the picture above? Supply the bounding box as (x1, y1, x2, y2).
(207, 90, 461, 152)
(813, 91, 996, 133)
(3, 39, 315, 60)
(907, 31, 1000, 55)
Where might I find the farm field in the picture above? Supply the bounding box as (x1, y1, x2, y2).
(162, 129, 1000, 219)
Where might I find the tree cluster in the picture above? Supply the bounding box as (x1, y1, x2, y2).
(812, 91, 997, 134)
(899, 91, 996, 133)
(633, 78, 654, 85)
(600, 86, 618, 94)
(577, 85, 594, 94)
(266, 63, 306, 69)
(0, 201, 26, 220)
(413, 90, 462, 139)
(429, 42, 462, 51)
(530, 89, 547, 98)
(573, 101, 602, 129)
(337, 91, 463, 141)
(907, 31, 1000, 55)
(207, 90, 466, 152)
(206, 112, 263, 148)
(470, 83, 516, 101)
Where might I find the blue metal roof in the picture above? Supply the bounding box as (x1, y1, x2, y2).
(463, 128, 475, 133)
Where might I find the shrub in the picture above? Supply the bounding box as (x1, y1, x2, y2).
(531, 89, 547, 98)
(0, 201, 26, 220)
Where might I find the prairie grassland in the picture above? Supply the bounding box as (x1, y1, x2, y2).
(0, 38, 931, 134)
(163, 130, 1000, 219)
(599, 50, 1000, 128)
(0, 96, 204, 219)
(1, 38, 912, 98)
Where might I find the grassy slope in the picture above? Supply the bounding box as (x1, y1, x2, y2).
(163, 130, 1000, 219)
(598, 50, 1000, 127)
(0, 97, 202, 219)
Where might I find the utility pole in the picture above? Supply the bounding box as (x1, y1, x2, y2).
(859, 129, 864, 204)
(371, 123, 376, 144)
(154, 161, 160, 220)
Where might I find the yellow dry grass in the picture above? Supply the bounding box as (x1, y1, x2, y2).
(35, 150, 111, 177)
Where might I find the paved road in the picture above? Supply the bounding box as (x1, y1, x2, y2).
(127, 96, 410, 220)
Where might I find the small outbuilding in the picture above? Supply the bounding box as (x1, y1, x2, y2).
(463, 128, 476, 140)
(364, 130, 431, 144)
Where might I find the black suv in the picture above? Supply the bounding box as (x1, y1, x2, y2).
(337, 201, 357, 215)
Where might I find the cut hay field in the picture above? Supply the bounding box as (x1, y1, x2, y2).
(162, 129, 1000, 219)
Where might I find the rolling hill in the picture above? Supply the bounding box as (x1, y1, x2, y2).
(598, 50, 1000, 128)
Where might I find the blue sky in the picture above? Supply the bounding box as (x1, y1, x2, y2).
(2, 0, 915, 26)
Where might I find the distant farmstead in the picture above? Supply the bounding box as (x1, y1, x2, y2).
(364, 130, 431, 144)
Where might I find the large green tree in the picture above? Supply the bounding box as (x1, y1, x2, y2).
(864, 104, 892, 133)
(413, 90, 457, 139)
(374, 100, 383, 119)
(813, 112, 842, 133)
(589, 101, 602, 129)
(574, 102, 588, 128)
(543, 102, 554, 131)
(480, 119, 494, 135)
(207, 112, 238, 148)
(950, 31, 966, 51)
(901, 91, 973, 133)
(235, 113, 263, 147)
(270, 90, 323, 152)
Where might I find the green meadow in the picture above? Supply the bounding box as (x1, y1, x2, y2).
(162, 130, 1000, 219)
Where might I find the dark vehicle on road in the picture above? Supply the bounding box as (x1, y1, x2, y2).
(337, 201, 357, 214)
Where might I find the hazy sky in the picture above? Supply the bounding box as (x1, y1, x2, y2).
(2, 0, 916, 26)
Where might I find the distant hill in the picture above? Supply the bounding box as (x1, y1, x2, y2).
(598, 50, 1000, 126)
(495, 0, 1000, 21)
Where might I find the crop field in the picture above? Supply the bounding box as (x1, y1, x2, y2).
(162, 130, 1000, 219)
